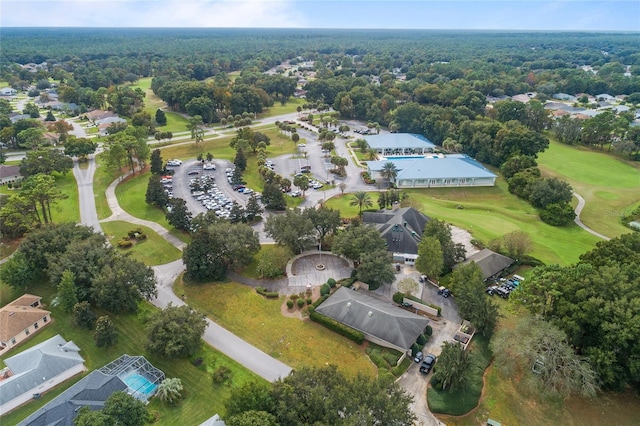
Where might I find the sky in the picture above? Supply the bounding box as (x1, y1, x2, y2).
(1, 0, 639, 31)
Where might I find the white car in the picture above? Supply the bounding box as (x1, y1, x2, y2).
(166, 159, 182, 166)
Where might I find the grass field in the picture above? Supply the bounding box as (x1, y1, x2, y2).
(93, 154, 119, 219)
(0, 280, 263, 426)
(50, 171, 80, 224)
(325, 179, 601, 265)
(258, 97, 305, 118)
(174, 279, 377, 378)
(427, 334, 492, 416)
(113, 171, 190, 244)
(537, 138, 640, 238)
(100, 221, 182, 266)
(127, 77, 189, 133)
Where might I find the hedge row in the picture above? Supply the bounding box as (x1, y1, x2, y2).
(308, 294, 329, 313)
(309, 311, 364, 345)
(256, 286, 279, 299)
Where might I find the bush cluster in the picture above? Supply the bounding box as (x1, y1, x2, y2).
(117, 239, 133, 248)
(360, 171, 376, 184)
(308, 294, 329, 313)
(320, 283, 331, 296)
(256, 286, 279, 298)
(309, 311, 364, 344)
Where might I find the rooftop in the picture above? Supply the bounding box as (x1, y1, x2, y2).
(461, 248, 514, 280)
(0, 294, 49, 343)
(367, 154, 496, 180)
(364, 133, 436, 150)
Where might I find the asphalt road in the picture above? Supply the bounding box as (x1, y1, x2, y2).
(72, 155, 103, 233)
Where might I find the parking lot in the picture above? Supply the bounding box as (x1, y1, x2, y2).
(168, 159, 258, 218)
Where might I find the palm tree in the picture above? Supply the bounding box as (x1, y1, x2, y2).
(156, 377, 184, 405)
(380, 162, 398, 188)
(350, 191, 373, 215)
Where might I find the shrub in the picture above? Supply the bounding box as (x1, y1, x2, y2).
(378, 370, 395, 387)
(128, 228, 143, 239)
(417, 334, 428, 345)
(212, 366, 233, 384)
(427, 303, 442, 317)
(256, 286, 279, 298)
(327, 278, 336, 288)
(192, 358, 203, 367)
(309, 311, 364, 344)
(424, 325, 433, 336)
(392, 291, 405, 304)
(286, 299, 294, 309)
(306, 298, 312, 305)
(117, 239, 133, 248)
(147, 410, 161, 423)
(296, 298, 305, 308)
(320, 283, 331, 296)
(411, 343, 421, 356)
(382, 350, 400, 366)
(309, 294, 329, 313)
(470, 238, 485, 249)
(135, 233, 147, 240)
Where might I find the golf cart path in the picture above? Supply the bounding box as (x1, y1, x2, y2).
(573, 192, 610, 241)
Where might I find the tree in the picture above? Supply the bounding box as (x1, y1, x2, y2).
(183, 222, 260, 281)
(16, 127, 46, 149)
(380, 162, 398, 188)
(507, 167, 541, 199)
(502, 230, 533, 259)
(397, 278, 419, 297)
(166, 197, 192, 231)
(349, 191, 373, 215)
(234, 148, 247, 171)
(74, 407, 111, 426)
(57, 269, 78, 313)
(245, 194, 263, 221)
(22, 173, 68, 224)
(330, 155, 348, 176)
(415, 236, 444, 279)
(338, 182, 347, 195)
(23, 102, 40, 118)
(64, 137, 97, 159)
(432, 342, 473, 391)
(499, 155, 538, 179)
(0, 194, 39, 239)
(20, 149, 74, 177)
(146, 303, 207, 358)
(539, 202, 575, 226)
(0, 251, 35, 289)
(227, 411, 278, 426)
(423, 219, 466, 271)
(150, 148, 163, 174)
(94, 315, 117, 347)
(262, 182, 286, 210)
(256, 245, 291, 278)
(91, 256, 157, 313)
(291, 133, 300, 144)
(332, 224, 387, 263)
(187, 115, 205, 144)
(304, 206, 341, 246)
(156, 377, 184, 406)
(227, 366, 415, 426)
(528, 177, 573, 209)
(264, 209, 315, 254)
(155, 108, 167, 126)
(102, 391, 148, 426)
(293, 174, 309, 196)
(45, 110, 56, 122)
(229, 201, 246, 223)
(146, 174, 169, 208)
(356, 250, 395, 290)
(491, 317, 599, 398)
(73, 301, 96, 329)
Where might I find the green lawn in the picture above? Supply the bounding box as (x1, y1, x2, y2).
(113, 171, 190, 244)
(174, 279, 377, 378)
(100, 221, 182, 266)
(0, 279, 263, 426)
(93, 153, 119, 219)
(258, 98, 305, 118)
(427, 334, 492, 416)
(325, 180, 601, 265)
(50, 171, 80, 224)
(537, 138, 640, 238)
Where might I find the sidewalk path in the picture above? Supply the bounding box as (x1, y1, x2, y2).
(573, 192, 610, 241)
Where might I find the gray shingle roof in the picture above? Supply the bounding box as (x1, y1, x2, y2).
(315, 287, 429, 350)
(1, 335, 85, 408)
(462, 248, 514, 280)
(362, 207, 430, 255)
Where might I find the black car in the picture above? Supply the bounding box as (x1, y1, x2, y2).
(187, 171, 199, 175)
(420, 354, 437, 374)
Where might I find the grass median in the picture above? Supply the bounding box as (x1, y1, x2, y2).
(100, 220, 182, 266)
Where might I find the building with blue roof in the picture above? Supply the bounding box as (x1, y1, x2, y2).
(366, 154, 496, 188)
(364, 133, 436, 156)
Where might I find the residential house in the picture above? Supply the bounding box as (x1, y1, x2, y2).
(0, 164, 22, 185)
(362, 207, 430, 264)
(511, 93, 536, 103)
(367, 154, 497, 188)
(460, 248, 514, 281)
(315, 287, 430, 353)
(0, 87, 18, 96)
(18, 354, 165, 425)
(0, 294, 51, 355)
(0, 335, 85, 415)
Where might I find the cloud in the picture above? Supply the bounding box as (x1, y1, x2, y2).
(1, 0, 309, 28)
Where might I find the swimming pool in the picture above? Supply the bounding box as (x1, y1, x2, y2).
(123, 373, 157, 396)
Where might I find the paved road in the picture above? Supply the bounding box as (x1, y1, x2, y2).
(573, 192, 611, 241)
(72, 155, 103, 233)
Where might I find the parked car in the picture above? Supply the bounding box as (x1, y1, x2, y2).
(420, 354, 437, 374)
(401, 301, 413, 308)
(414, 351, 424, 363)
(188, 171, 199, 175)
(437, 287, 451, 298)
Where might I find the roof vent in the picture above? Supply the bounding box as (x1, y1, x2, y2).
(346, 302, 351, 308)
(368, 311, 373, 317)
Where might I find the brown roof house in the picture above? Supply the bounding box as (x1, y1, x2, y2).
(0, 294, 51, 356)
(0, 164, 22, 185)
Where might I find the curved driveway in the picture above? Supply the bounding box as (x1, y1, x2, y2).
(573, 192, 610, 241)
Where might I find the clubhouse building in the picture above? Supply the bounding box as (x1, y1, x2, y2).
(364, 134, 496, 188)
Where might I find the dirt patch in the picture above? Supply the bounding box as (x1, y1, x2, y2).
(451, 225, 480, 258)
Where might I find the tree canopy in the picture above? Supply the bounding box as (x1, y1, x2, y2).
(146, 303, 208, 358)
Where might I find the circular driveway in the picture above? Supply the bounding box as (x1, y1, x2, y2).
(286, 251, 353, 287)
